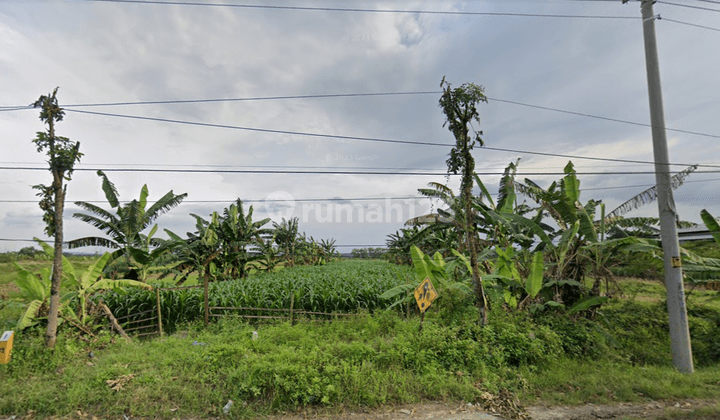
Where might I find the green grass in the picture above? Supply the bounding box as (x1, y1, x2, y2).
(520, 358, 720, 405)
(1, 314, 486, 417)
(2, 259, 720, 418)
(656, 404, 720, 420)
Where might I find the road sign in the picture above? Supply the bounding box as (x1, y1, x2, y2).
(414, 277, 438, 313)
(0, 331, 14, 364)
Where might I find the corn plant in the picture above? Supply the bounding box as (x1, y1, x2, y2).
(100, 260, 410, 331)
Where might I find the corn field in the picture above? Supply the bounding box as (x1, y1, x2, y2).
(97, 260, 410, 333)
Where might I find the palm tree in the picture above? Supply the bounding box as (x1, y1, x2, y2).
(68, 170, 187, 276)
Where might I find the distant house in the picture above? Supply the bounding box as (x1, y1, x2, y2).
(676, 224, 718, 242)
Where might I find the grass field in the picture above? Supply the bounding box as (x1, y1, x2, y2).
(1, 257, 719, 419)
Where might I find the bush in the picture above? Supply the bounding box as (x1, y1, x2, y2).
(687, 304, 720, 367)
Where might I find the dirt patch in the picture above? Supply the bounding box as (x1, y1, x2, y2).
(264, 399, 719, 420)
(528, 399, 718, 420)
(0, 399, 717, 419)
(265, 402, 502, 420)
(0, 282, 20, 300)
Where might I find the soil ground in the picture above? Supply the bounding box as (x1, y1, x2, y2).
(265, 399, 720, 420)
(0, 399, 718, 419)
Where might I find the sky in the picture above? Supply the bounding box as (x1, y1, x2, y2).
(1, 0, 719, 254)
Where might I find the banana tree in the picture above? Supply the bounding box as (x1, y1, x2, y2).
(11, 239, 81, 329)
(253, 236, 280, 272)
(510, 162, 600, 305)
(273, 217, 300, 267)
(682, 209, 720, 287)
(11, 263, 59, 330)
(63, 252, 153, 324)
(126, 224, 179, 282)
(165, 211, 221, 284)
(215, 199, 272, 278)
(11, 240, 151, 329)
(69, 170, 187, 277)
(380, 245, 473, 310)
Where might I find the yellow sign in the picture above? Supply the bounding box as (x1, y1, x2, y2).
(0, 331, 14, 364)
(414, 277, 438, 313)
(671, 257, 682, 268)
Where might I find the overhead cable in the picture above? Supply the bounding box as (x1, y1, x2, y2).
(0, 196, 428, 204)
(657, 1, 720, 12)
(662, 17, 720, 32)
(80, 0, 639, 19)
(59, 108, 720, 169)
(5, 93, 720, 143)
(64, 109, 452, 147)
(1, 166, 717, 175)
(0, 91, 440, 111)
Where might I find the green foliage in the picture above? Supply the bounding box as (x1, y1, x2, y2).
(526, 251, 544, 299)
(69, 170, 187, 277)
(63, 252, 153, 324)
(13, 268, 48, 330)
(17, 247, 43, 259)
(438, 77, 487, 175)
(687, 304, 720, 367)
(273, 217, 300, 265)
(30, 87, 83, 238)
(381, 246, 472, 315)
(601, 301, 672, 366)
(3, 282, 720, 418)
(101, 260, 410, 332)
(9, 239, 78, 330)
(681, 210, 720, 286)
(7, 239, 151, 329)
(215, 199, 272, 278)
(0, 311, 565, 416)
(351, 247, 386, 259)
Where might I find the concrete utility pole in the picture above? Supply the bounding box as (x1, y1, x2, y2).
(637, 0, 694, 373)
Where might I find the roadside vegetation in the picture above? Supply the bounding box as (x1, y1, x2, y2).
(1, 273, 719, 418)
(2, 83, 720, 418)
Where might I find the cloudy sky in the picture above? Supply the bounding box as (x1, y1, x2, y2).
(1, 0, 719, 253)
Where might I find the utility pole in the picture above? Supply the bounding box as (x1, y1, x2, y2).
(634, 0, 694, 373)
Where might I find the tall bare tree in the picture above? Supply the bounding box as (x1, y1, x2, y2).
(31, 87, 82, 348)
(438, 77, 489, 325)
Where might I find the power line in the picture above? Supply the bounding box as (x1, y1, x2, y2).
(64, 108, 453, 147)
(0, 237, 385, 247)
(657, 1, 720, 12)
(0, 196, 427, 204)
(5, 176, 720, 204)
(0, 166, 452, 175)
(1, 159, 706, 171)
(2, 166, 718, 175)
(79, 0, 639, 19)
(480, 145, 714, 168)
(0, 162, 451, 172)
(662, 17, 720, 32)
(0, 91, 441, 111)
(7, 93, 720, 143)
(487, 96, 720, 140)
(59, 108, 720, 168)
(583, 177, 720, 191)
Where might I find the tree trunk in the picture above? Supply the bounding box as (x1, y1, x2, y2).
(461, 134, 488, 326)
(45, 176, 65, 348)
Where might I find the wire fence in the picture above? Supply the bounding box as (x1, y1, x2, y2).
(106, 284, 360, 340)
